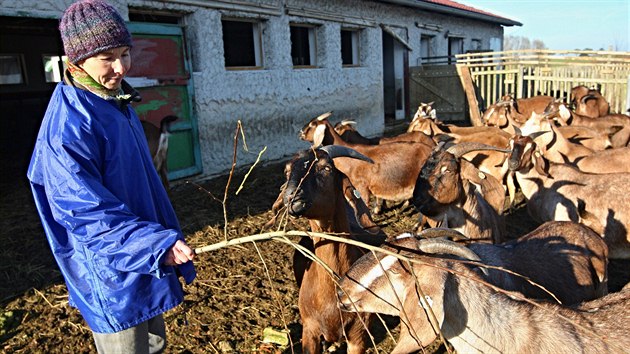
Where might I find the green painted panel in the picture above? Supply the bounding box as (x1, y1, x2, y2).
(168, 131, 195, 171)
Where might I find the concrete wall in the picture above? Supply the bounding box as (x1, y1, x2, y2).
(1, 0, 506, 178)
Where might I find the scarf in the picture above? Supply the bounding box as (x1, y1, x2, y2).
(66, 60, 134, 101)
(64, 60, 140, 107)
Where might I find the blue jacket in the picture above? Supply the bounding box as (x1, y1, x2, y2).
(27, 81, 196, 333)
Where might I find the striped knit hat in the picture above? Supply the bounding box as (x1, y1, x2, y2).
(59, 0, 132, 64)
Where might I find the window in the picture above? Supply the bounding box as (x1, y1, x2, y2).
(420, 35, 434, 64)
(43, 55, 68, 83)
(448, 37, 464, 64)
(341, 29, 359, 66)
(222, 19, 263, 69)
(471, 39, 482, 51)
(0, 55, 25, 85)
(290, 24, 317, 67)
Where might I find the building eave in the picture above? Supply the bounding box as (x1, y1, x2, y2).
(376, 0, 522, 27)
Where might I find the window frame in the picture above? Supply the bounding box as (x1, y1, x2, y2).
(420, 34, 435, 65)
(0, 54, 26, 85)
(42, 54, 68, 83)
(341, 28, 360, 67)
(290, 23, 318, 69)
(221, 18, 264, 70)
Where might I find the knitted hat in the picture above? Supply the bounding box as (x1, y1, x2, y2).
(59, 0, 132, 64)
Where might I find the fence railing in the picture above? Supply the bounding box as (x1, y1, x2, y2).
(456, 50, 630, 119)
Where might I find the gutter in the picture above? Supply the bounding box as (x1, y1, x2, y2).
(377, 0, 522, 27)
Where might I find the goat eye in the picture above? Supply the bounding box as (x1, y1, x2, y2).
(324, 165, 332, 172)
(440, 166, 449, 174)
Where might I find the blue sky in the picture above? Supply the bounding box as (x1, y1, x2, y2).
(458, 0, 629, 51)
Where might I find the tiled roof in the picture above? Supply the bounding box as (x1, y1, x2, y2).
(422, 0, 512, 21)
(377, 0, 521, 26)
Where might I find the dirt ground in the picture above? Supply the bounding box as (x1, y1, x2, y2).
(1, 154, 629, 353)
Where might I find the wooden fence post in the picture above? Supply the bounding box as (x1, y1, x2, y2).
(456, 64, 483, 126)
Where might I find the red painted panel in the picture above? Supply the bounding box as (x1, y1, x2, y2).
(132, 86, 189, 128)
(128, 35, 185, 78)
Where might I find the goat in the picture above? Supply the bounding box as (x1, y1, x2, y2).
(482, 94, 554, 130)
(406, 113, 513, 190)
(338, 228, 621, 354)
(544, 99, 630, 147)
(507, 133, 630, 259)
(407, 113, 498, 138)
(570, 85, 610, 118)
(518, 118, 595, 165)
(300, 112, 435, 215)
(519, 118, 630, 173)
(141, 115, 178, 190)
(574, 146, 630, 174)
(282, 145, 386, 354)
(334, 120, 379, 145)
(333, 119, 434, 146)
(412, 142, 509, 243)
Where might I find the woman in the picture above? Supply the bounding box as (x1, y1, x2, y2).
(27, 0, 195, 352)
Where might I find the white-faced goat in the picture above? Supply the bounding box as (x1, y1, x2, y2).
(141, 115, 178, 190)
(412, 142, 509, 243)
(338, 225, 616, 354)
(282, 145, 386, 354)
(508, 133, 630, 258)
(300, 112, 435, 215)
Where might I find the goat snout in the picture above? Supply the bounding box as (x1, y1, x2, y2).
(283, 186, 309, 216)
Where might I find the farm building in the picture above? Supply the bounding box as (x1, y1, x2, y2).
(0, 0, 520, 185)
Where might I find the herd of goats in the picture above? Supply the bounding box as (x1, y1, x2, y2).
(256, 84, 630, 354)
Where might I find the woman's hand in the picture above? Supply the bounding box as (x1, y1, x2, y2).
(164, 239, 195, 265)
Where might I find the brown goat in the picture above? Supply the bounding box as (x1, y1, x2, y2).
(570, 85, 610, 118)
(508, 133, 630, 259)
(544, 99, 630, 147)
(141, 115, 178, 190)
(333, 120, 434, 146)
(482, 94, 554, 131)
(574, 146, 630, 174)
(300, 112, 435, 215)
(338, 227, 618, 354)
(412, 142, 508, 243)
(282, 145, 385, 354)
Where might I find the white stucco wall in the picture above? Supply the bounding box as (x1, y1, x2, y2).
(187, 5, 384, 175)
(1, 0, 508, 178)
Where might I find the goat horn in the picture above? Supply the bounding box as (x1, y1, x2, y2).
(416, 237, 482, 262)
(513, 125, 522, 136)
(319, 145, 374, 164)
(340, 120, 357, 126)
(316, 111, 333, 121)
(417, 227, 470, 240)
(446, 142, 511, 159)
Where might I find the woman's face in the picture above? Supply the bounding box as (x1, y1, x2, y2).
(79, 46, 131, 90)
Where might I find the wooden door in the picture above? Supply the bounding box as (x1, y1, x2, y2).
(126, 22, 202, 180)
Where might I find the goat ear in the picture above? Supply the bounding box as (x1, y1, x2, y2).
(341, 178, 382, 236)
(460, 161, 506, 214)
(558, 104, 571, 120)
(533, 151, 550, 177)
(313, 124, 327, 147)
